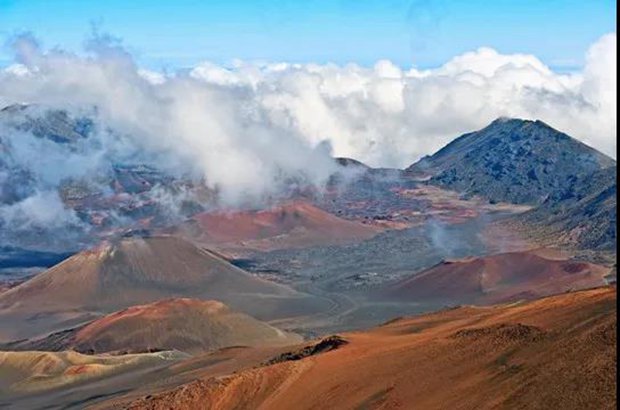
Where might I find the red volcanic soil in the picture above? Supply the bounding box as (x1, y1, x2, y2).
(70, 298, 301, 354)
(382, 251, 611, 304)
(185, 201, 381, 252)
(0, 236, 324, 342)
(16, 298, 301, 355)
(117, 287, 616, 410)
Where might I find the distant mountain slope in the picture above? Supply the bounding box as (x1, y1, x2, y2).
(6, 299, 301, 355)
(333, 157, 371, 169)
(0, 236, 323, 342)
(516, 166, 617, 251)
(183, 201, 381, 254)
(407, 118, 615, 205)
(380, 250, 610, 305)
(0, 104, 93, 144)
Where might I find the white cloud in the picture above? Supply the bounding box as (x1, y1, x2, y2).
(188, 33, 617, 165)
(437, 47, 553, 78)
(0, 190, 83, 232)
(3, 64, 31, 77)
(0, 32, 616, 206)
(138, 69, 167, 85)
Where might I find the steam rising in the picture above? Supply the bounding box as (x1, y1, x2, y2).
(0, 32, 616, 250)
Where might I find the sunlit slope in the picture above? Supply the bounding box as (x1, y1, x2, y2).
(11, 298, 301, 355)
(0, 236, 324, 342)
(381, 250, 610, 304)
(127, 286, 616, 410)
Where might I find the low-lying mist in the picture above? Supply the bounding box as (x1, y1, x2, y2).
(0, 30, 616, 252)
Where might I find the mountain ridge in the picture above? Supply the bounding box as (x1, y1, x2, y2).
(407, 118, 615, 205)
(406, 117, 616, 252)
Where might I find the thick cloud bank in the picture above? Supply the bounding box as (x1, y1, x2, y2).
(0, 32, 616, 203)
(187, 34, 617, 167)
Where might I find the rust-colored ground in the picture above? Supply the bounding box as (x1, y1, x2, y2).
(0, 236, 322, 342)
(120, 286, 616, 410)
(382, 250, 611, 305)
(66, 298, 301, 354)
(185, 200, 382, 254)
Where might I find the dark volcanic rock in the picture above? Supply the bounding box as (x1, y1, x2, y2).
(407, 118, 617, 252)
(334, 157, 371, 169)
(519, 166, 617, 250)
(407, 118, 615, 205)
(452, 323, 545, 345)
(263, 335, 348, 365)
(0, 103, 93, 144)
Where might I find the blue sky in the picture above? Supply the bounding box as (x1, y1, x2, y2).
(0, 0, 616, 70)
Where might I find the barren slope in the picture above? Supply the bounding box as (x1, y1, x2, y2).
(0, 350, 184, 398)
(183, 201, 381, 253)
(407, 118, 615, 205)
(0, 236, 323, 342)
(382, 250, 610, 304)
(8, 299, 301, 355)
(516, 166, 617, 251)
(124, 286, 616, 410)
